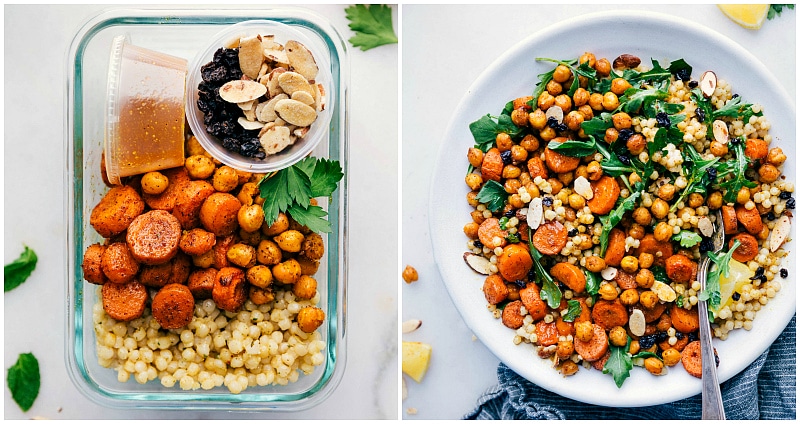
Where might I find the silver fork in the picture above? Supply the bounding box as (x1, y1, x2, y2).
(696, 209, 726, 420)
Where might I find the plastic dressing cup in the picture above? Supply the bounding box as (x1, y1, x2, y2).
(104, 34, 188, 185)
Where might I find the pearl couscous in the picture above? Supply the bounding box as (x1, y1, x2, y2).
(464, 52, 792, 386)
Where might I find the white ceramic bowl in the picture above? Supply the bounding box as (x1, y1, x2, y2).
(431, 10, 795, 407)
(186, 20, 333, 172)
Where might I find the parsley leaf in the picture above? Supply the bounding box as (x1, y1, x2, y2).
(7, 352, 40, 412)
(768, 4, 794, 20)
(476, 180, 508, 212)
(259, 157, 344, 233)
(344, 4, 398, 51)
(4, 245, 37, 292)
(469, 114, 499, 151)
(562, 299, 583, 322)
(603, 338, 633, 388)
(673, 230, 703, 248)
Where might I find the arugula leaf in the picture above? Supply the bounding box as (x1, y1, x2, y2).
(527, 228, 562, 309)
(627, 58, 669, 84)
(619, 86, 668, 115)
(7, 352, 39, 412)
(650, 265, 669, 284)
(476, 180, 508, 212)
(631, 351, 661, 360)
(344, 4, 398, 51)
(498, 216, 509, 230)
(562, 300, 583, 322)
(712, 95, 760, 123)
(580, 113, 613, 139)
(505, 233, 521, 243)
(700, 239, 741, 316)
(5, 245, 38, 292)
(768, 4, 795, 20)
(594, 141, 635, 177)
(598, 191, 641, 256)
(603, 338, 633, 388)
(671, 144, 719, 212)
(667, 58, 692, 81)
(584, 269, 601, 299)
(546, 138, 597, 158)
(673, 230, 703, 248)
(715, 140, 758, 203)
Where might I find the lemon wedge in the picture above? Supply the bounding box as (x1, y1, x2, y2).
(718, 4, 770, 29)
(712, 259, 755, 314)
(402, 341, 432, 383)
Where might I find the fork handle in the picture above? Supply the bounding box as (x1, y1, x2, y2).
(698, 257, 726, 420)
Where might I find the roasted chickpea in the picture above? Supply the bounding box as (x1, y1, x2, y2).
(141, 171, 169, 195)
(273, 230, 305, 253)
(639, 290, 659, 308)
(538, 92, 555, 110)
(465, 173, 483, 190)
(707, 191, 723, 210)
(301, 233, 325, 261)
(602, 92, 620, 111)
(564, 110, 585, 131)
(249, 286, 275, 305)
(644, 357, 665, 375)
(546, 79, 563, 96)
(192, 250, 214, 268)
(528, 109, 547, 130)
(508, 194, 525, 209)
(272, 259, 302, 284)
(653, 222, 673, 242)
(619, 288, 640, 306)
(467, 147, 484, 168)
(552, 64, 573, 83)
(262, 212, 290, 236)
(632, 207, 652, 226)
(504, 178, 522, 194)
(256, 240, 282, 266)
(495, 132, 513, 152)
(651, 198, 669, 219)
(572, 87, 590, 107)
(709, 141, 729, 157)
(628, 340, 640, 355)
(502, 165, 521, 179)
(598, 283, 618, 301)
(246, 265, 273, 289)
(578, 104, 594, 120)
(402, 265, 419, 283)
(226, 243, 256, 268)
(467, 191, 480, 207)
(638, 252, 654, 269)
(588, 92, 605, 111)
(237, 204, 265, 233)
(557, 171, 574, 186)
(585, 256, 606, 273)
(612, 112, 632, 130)
(575, 321, 594, 342)
(579, 52, 596, 68)
(547, 178, 563, 195)
(510, 145, 528, 164)
(736, 186, 751, 204)
(568, 193, 586, 210)
(296, 256, 321, 276)
(293, 275, 317, 299)
(554, 94, 572, 113)
(620, 256, 639, 273)
(758, 164, 780, 183)
(609, 326, 628, 347)
(587, 161, 603, 181)
(628, 223, 646, 240)
(657, 183, 676, 201)
(626, 134, 646, 155)
(594, 57, 611, 77)
(212, 166, 240, 192)
(636, 269, 655, 289)
(511, 109, 529, 127)
(766, 147, 787, 166)
(661, 348, 681, 367)
(572, 233, 592, 250)
(464, 222, 480, 239)
(655, 313, 672, 332)
(297, 306, 325, 333)
(574, 165, 589, 180)
(186, 135, 209, 157)
(560, 360, 579, 376)
(684, 193, 703, 209)
(539, 126, 556, 142)
(184, 155, 215, 180)
(604, 127, 619, 144)
(520, 134, 541, 152)
(471, 210, 486, 224)
(556, 340, 574, 359)
(611, 78, 632, 95)
(236, 182, 259, 206)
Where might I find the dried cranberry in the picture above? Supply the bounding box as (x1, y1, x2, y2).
(542, 197, 553, 207)
(780, 269, 788, 278)
(696, 108, 706, 123)
(617, 129, 633, 143)
(688, 80, 699, 89)
(655, 112, 671, 128)
(504, 209, 516, 218)
(501, 150, 513, 165)
(731, 292, 741, 301)
(567, 228, 578, 237)
(786, 197, 796, 210)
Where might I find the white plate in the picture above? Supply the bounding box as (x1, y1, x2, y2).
(430, 10, 796, 407)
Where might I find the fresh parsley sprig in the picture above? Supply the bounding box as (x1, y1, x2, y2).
(5, 245, 37, 292)
(672, 230, 702, 248)
(259, 157, 343, 234)
(768, 4, 795, 20)
(469, 113, 522, 152)
(344, 4, 398, 51)
(527, 227, 561, 309)
(7, 352, 39, 412)
(476, 180, 508, 212)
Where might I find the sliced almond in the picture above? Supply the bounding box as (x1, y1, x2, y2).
(260, 34, 277, 51)
(238, 35, 265, 79)
(600, 266, 617, 281)
(277, 71, 315, 96)
(266, 67, 287, 97)
(464, 252, 492, 275)
(264, 47, 289, 65)
(237, 99, 256, 111)
(274, 98, 318, 127)
(238, 117, 264, 130)
(285, 40, 319, 81)
(712, 120, 729, 144)
(257, 93, 288, 123)
(573, 176, 593, 200)
(314, 83, 327, 112)
(768, 215, 791, 252)
(218, 80, 267, 103)
(258, 62, 270, 79)
(243, 106, 257, 122)
(259, 125, 293, 155)
(545, 105, 564, 124)
(527, 197, 543, 230)
(700, 71, 717, 98)
(293, 127, 310, 138)
(291, 90, 315, 106)
(402, 319, 422, 334)
(257, 121, 276, 138)
(698, 216, 714, 238)
(651, 281, 676, 303)
(629, 309, 646, 337)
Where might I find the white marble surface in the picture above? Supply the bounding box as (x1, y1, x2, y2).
(4, 4, 398, 420)
(401, 4, 795, 419)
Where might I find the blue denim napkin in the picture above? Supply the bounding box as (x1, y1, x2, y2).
(466, 315, 795, 420)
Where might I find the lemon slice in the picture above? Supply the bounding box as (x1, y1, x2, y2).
(402, 341, 432, 383)
(712, 259, 755, 314)
(718, 4, 770, 29)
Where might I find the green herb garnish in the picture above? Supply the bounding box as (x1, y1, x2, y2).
(768, 4, 795, 19)
(546, 138, 597, 158)
(259, 157, 343, 234)
(715, 140, 758, 203)
(527, 227, 561, 308)
(603, 338, 633, 388)
(476, 180, 508, 212)
(562, 299, 583, 322)
(7, 353, 40, 412)
(673, 230, 703, 248)
(598, 191, 641, 256)
(344, 4, 398, 51)
(700, 239, 741, 318)
(468, 113, 523, 152)
(671, 144, 719, 212)
(4, 245, 37, 292)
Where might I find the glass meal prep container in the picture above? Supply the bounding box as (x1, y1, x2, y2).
(64, 7, 348, 411)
